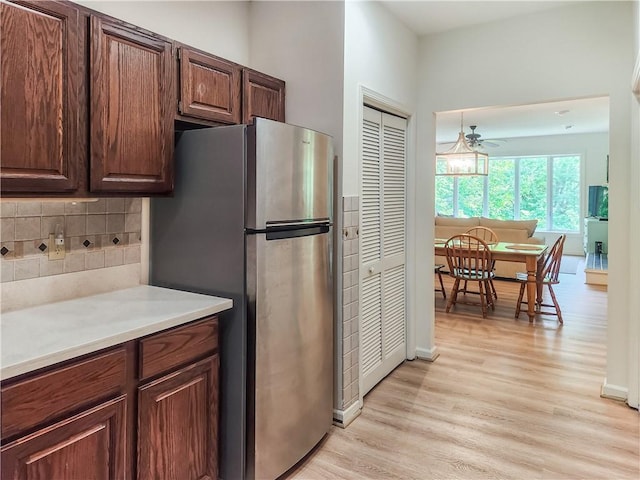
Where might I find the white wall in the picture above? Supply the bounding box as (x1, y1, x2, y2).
(627, 0, 640, 409)
(76, 1, 250, 64)
(416, 1, 635, 401)
(248, 1, 345, 159)
(636, 0, 640, 54)
(343, 0, 418, 195)
(343, 0, 420, 394)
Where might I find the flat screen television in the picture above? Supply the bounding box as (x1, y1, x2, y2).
(588, 185, 608, 219)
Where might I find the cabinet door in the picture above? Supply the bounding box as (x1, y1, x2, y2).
(0, 0, 81, 193)
(90, 15, 174, 194)
(178, 46, 241, 124)
(137, 355, 218, 480)
(242, 68, 285, 123)
(1, 396, 126, 480)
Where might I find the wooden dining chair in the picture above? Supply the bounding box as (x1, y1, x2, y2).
(515, 234, 566, 324)
(444, 234, 495, 318)
(464, 226, 499, 300)
(434, 264, 446, 299)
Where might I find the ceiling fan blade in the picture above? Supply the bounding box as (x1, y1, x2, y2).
(483, 139, 507, 147)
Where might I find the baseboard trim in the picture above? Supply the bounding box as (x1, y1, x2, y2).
(333, 400, 362, 428)
(601, 379, 628, 402)
(415, 346, 439, 362)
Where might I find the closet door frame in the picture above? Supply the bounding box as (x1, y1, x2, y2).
(359, 104, 408, 397)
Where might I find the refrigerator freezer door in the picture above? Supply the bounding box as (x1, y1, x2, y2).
(246, 118, 333, 229)
(246, 229, 333, 480)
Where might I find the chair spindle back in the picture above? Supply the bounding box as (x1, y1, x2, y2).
(445, 234, 492, 280)
(465, 226, 499, 246)
(541, 234, 566, 284)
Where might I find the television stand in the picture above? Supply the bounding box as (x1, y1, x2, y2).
(583, 218, 608, 255)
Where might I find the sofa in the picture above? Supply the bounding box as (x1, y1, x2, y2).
(435, 216, 546, 279)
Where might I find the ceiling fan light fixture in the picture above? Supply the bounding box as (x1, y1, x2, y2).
(435, 114, 489, 176)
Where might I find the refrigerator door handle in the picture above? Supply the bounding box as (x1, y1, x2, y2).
(265, 218, 331, 228)
(265, 224, 330, 241)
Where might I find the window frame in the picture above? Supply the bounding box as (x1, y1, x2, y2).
(437, 153, 583, 233)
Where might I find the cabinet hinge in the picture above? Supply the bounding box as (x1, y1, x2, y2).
(178, 100, 183, 113)
(176, 48, 181, 60)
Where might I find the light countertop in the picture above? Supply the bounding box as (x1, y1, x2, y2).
(1, 285, 233, 381)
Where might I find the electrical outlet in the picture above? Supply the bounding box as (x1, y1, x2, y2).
(343, 226, 358, 240)
(48, 233, 65, 260)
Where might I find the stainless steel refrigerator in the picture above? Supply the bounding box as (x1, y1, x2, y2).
(150, 118, 334, 480)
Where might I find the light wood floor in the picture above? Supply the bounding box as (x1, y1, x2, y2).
(285, 265, 639, 479)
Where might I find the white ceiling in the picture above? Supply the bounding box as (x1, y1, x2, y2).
(436, 97, 610, 145)
(380, 0, 576, 37)
(376, 1, 610, 144)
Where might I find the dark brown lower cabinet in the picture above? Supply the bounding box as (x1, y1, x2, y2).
(0, 316, 219, 480)
(1, 396, 126, 480)
(138, 355, 219, 480)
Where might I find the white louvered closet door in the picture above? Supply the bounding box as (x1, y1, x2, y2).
(360, 105, 407, 396)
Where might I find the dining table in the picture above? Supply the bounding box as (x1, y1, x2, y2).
(435, 239, 548, 321)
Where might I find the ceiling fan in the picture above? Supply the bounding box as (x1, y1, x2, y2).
(437, 124, 507, 151)
(465, 125, 507, 149)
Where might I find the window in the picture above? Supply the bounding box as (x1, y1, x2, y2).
(436, 155, 581, 232)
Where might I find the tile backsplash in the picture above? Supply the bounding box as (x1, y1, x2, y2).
(0, 199, 142, 282)
(342, 195, 359, 409)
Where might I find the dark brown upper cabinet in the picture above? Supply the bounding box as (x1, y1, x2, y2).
(177, 45, 241, 125)
(242, 68, 286, 124)
(89, 15, 175, 194)
(1, 1, 286, 197)
(0, 0, 83, 194)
